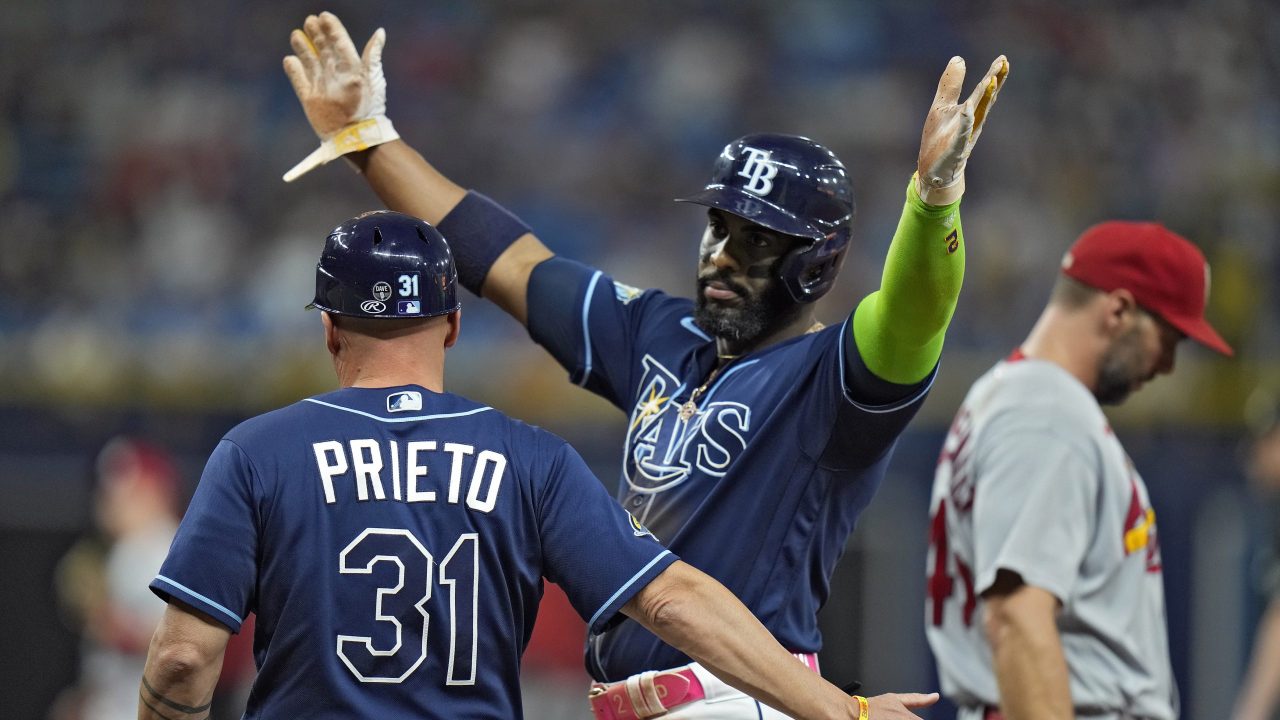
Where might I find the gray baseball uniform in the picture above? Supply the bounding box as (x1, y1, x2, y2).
(926, 354, 1178, 719)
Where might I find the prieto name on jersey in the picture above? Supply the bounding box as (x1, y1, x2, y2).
(312, 439, 507, 513)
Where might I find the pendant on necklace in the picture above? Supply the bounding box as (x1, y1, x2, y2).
(679, 400, 698, 421)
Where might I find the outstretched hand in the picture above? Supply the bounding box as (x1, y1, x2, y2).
(867, 691, 941, 719)
(281, 11, 399, 182)
(916, 55, 1009, 206)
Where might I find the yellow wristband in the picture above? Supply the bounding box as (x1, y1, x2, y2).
(854, 695, 870, 720)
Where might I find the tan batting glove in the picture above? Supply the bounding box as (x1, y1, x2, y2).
(915, 55, 1009, 206)
(281, 11, 399, 182)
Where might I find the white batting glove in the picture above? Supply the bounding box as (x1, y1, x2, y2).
(915, 55, 1009, 206)
(281, 11, 399, 182)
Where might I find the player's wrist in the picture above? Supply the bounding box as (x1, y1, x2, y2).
(913, 170, 964, 207)
(284, 115, 399, 182)
(852, 695, 870, 720)
(907, 172, 962, 212)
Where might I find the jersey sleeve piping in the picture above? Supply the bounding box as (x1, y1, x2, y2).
(838, 316, 938, 412)
(152, 574, 243, 629)
(680, 316, 713, 342)
(587, 550, 675, 633)
(576, 270, 605, 387)
(301, 398, 493, 422)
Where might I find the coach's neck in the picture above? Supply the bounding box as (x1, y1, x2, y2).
(1019, 301, 1111, 392)
(322, 311, 460, 392)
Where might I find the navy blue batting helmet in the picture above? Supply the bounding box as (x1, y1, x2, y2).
(308, 210, 460, 318)
(676, 133, 855, 303)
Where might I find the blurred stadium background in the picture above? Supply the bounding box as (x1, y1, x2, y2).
(1, 0, 1277, 717)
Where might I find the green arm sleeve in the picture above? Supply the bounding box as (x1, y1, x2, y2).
(851, 175, 965, 385)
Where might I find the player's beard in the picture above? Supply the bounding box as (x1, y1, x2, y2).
(693, 271, 801, 346)
(1094, 324, 1150, 406)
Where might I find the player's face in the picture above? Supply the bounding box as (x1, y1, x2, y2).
(694, 210, 802, 343)
(1094, 308, 1182, 405)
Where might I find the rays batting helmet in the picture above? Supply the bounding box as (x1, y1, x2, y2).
(307, 210, 460, 318)
(676, 133, 855, 303)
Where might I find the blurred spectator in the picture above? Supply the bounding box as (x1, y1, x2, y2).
(49, 437, 256, 720)
(0, 0, 1272, 414)
(1233, 417, 1280, 720)
(51, 437, 182, 720)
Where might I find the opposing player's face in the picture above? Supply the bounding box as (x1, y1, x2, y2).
(694, 210, 802, 343)
(1094, 309, 1182, 405)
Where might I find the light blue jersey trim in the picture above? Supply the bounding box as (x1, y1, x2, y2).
(302, 398, 492, 423)
(680, 316, 713, 342)
(837, 316, 937, 413)
(589, 550, 673, 629)
(578, 271, 604, 387)
(154, 575, 242, 626)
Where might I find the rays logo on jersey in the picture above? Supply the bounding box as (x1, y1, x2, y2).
(613, 281, 643, 305)
(628, 512, 657, 540)
(624, 355, 751, 493)
(386, 390, 423, 413)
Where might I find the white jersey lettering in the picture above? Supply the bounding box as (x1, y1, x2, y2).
(311, 439, 507, 511)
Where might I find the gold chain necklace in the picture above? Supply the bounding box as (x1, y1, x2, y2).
(679, 357, 735, 421)
(677, 322, 823, 421)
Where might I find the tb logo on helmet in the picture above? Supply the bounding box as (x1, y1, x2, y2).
(737, 147, 778, 196)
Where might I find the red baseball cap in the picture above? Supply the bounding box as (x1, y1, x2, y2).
(1060, 221, 1233, 356)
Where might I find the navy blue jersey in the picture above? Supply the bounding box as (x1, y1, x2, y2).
(526, 257, 934, 681)
(151, 385, 675, 719)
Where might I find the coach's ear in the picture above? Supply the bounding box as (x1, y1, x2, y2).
(444, 308, 461, 349)
(322, 312, 342, 355)
(1101, 288, 1139, 336)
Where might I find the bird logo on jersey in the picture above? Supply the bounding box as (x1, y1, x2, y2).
(1122, 470, 1162, 572)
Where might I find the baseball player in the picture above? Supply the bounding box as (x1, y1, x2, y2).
(137, 211, 921, 720)
(926, 222, 1234, 720)
(281, 12, 1008, 718)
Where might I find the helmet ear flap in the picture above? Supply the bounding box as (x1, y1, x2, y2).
(777, 232, 851, 303)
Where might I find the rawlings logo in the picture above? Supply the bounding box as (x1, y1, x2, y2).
(360, 300, 387, 314)
(737, 147, 779, 196)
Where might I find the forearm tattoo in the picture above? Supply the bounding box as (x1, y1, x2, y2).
(139, 676, 212, 720)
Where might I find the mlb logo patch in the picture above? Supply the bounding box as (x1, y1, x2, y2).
(387, 390, 423, 413)
(398, 300, 421, 315)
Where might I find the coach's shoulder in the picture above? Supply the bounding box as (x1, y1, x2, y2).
(985, 360, 1105, 429)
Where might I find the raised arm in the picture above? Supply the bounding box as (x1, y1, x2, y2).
(851, 56, 1008, 387)
(625, 560, 939, 720)
(282, 12, 552, 323)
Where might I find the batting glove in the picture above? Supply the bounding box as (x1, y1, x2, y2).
(915, 55, 1009, 206)
(282, 12, 399, 182)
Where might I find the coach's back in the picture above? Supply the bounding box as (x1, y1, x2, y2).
(151, 384, 674, 719)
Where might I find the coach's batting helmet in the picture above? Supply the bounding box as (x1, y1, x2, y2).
(308, 210, 460, 318)
(676, 133, 855, 303)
